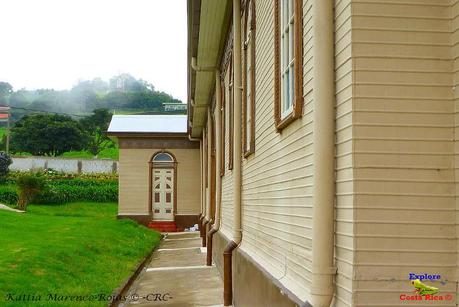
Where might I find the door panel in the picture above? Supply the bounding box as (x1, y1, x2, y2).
(152, 168, 174, 221)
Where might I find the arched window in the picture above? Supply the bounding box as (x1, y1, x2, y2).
(153, 152, 174, 162)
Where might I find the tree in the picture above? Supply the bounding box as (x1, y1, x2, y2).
(80, 108, 113, 156)
(8, 91, 30, 108)
(109, 73, 149, 92)
(10, 114, 87, 156)
(0, 82, 13, 97)
(0, 82, 13, 104)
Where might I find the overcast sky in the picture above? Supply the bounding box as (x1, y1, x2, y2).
(0, 0, 187, 103)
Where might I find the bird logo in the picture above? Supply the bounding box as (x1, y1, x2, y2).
(411, 279, 439, 296)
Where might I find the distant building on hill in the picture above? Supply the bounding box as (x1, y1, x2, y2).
(162, 103, 187, 112)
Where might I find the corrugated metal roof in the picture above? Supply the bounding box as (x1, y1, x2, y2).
(107, 115, 188, 134)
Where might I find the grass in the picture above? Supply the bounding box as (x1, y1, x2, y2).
(61, 147, 119, 160)
(13, 147, 119, 160)
(0, 127, 7, 138)
(113, 108, 186, 115)
(0, 202, 160, 306)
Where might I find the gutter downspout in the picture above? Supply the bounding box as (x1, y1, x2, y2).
(198, 139, 203, 234)
(205, 108, 213, 244)
(311, 0, 336, 306)
(191, 57, 216, 72)
(224, 0, 242, 305)
(201, 129, 208, 247)
(190, 41, 216, 242)
(207, 70, 222, 266)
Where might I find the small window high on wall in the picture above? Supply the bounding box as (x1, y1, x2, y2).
(274, 0, 303, 130)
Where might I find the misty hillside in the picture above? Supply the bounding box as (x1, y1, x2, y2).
(0, 73, 183, 121)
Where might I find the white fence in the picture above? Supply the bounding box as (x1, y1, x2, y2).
(10, 157, 118, 174)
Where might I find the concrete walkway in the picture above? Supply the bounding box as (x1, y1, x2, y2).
(0, 204, 25, 213)
(122, 231, 224, 307)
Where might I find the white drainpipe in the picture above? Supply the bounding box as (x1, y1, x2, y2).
(311, 0, 336, 306)
(223, 1, 243, 305)
(232, 0, 242, 245)
(199, 140, 203, 217)
(213, 70, 222, 230)
(191, 57, 216, 72)
(206, 71, 223, 266)
(202, 129, 207, 220)
(205, 108, 213, 223)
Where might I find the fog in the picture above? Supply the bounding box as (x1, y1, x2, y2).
(0, 0, 187, 103)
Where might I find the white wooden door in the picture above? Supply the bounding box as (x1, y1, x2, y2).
(152, 168, 174, 221)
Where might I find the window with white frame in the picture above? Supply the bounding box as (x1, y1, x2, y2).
(274, 0, 303, 130)
(280, 0, 294, 118)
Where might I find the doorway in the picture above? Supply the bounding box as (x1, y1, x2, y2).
(150, 152, 176, 221)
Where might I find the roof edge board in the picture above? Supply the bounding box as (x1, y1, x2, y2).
(187, 0, 231, 138)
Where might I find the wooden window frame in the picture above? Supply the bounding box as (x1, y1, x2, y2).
(274, 0, 303, 131)
(220, 79, 226, 177)
(242, 0, 256, 157)
(228, 59, 234, 170)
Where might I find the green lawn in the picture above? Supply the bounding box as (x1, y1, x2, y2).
(13, 147, 119, 160)
(0, 202, 160, 306)
(61, 147, 119, 160)
(0, 127, 7, 138)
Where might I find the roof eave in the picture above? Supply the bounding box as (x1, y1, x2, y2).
(106, 132, 189, 138)
(187, 0, 232, 138)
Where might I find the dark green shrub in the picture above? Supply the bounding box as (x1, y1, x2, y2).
(0, 152, 12, 182)
(0, 173, 118, 206)
(16, 174, 45, 210)
(7, 170, 118, 181)
(0, 185, 18, 205)
(34, 184, 118, 204)
(36, 178, 118, 204)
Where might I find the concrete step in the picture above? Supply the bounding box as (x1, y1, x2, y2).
(165, 231, 200, 239)
(148, 247, 206, 268)
(161, 237, 202, 249)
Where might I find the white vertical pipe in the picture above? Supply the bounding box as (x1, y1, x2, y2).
(214, 70, 222, 229)
(232, 0, 242, 244)
(311, 0, 336, 306)
(206, 108, 213, 222)
(199, 140, 203, 216)
(202, 128, 207, 219)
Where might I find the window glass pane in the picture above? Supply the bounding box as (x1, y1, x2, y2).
(285, 73, 290, 110)
(280, 0, 296, 118)
(153, 153, 173, 162)
(284, 31, 289, 70)
(155, 193, 160, 203)
(291, 67, 294, 106)
(289, 24, 294, 61)
(288, 68, 294, 109)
